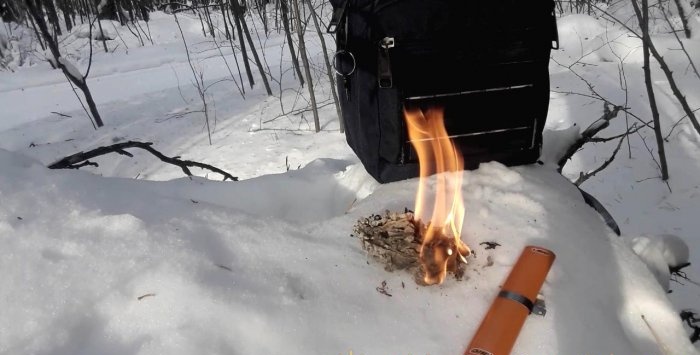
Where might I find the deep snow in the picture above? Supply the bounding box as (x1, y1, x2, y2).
(0, 148, 695, 354)
(1, 4, 700, 354)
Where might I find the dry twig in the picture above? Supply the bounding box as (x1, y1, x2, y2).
(557, 104, 624, 171)
(575, 124, 636, 185)
(48, 141, 238, 181)
(137, 293, 156, 301)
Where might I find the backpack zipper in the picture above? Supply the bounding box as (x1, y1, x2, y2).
(378, 36, 395, 88)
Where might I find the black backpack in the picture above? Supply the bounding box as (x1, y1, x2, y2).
(329, 0, 558, 183)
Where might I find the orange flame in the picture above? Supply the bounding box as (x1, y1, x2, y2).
(404, 106, 470, 285)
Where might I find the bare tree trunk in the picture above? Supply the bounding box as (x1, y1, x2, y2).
(42, 0, 62, 35)
(26, 8, 47, 51)
(219, 0, 232, 39)
(221, 1, 245, 94)
(672, 0, 691, 38)
(113, 0, 126, 25)
(280, 0, 303, 85)
(95, 17, 109, 52)
(58, 0, 74, 32)
(601, 2, 700, 137)
(643, 16, 700, 137)
(91, 0, 109, 52)
(257, 0, 268, 34)
(223, 0, 236, 40)
(660, 4, 700, 81)
(202, 0, 216, 37)
(305, 0, 342, 132)
(291, 0, 319, 131)
(196, 8, 207, 36)
(632, 0, 669, 180)
(231, 0, 255, 88)
(25, 0, 104, 127)
(74, 79, 104, 127)
(233, 0, 272, 95)
(274, 0, 280, 33)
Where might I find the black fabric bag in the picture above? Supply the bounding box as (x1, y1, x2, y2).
(329, 0, 558, 183)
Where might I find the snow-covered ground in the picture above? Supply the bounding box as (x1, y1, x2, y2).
(549, 7, 700, 318)
(1, 4, 700, 354)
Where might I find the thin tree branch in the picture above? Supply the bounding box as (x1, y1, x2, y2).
(48, 141, 238, 181)
(660, 3, 700, 81)
(590, 124, 645, 142)
(665, 106, 700, 140)
(597, 1, 700, 136)
(575, 124, 635, 185)
(558, 104, 624, 171)
(636, 131, 673, 192)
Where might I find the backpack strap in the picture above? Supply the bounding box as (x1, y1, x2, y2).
(327, 0, 350, 34)
(550, 2, 559, 49)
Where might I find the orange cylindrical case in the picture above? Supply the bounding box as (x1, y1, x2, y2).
(465, 246, 556, 355)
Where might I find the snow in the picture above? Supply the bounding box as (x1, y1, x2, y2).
(0, 148, 695, 354)
(0, 5, 699, 355)
(626, 234, 690, 291)
(0, 19, 36, 70)
(0, 20, 8, 50)
(74, 21, 117, 41)
(541, 124, 580, 168)
(58, 57, 84, 81)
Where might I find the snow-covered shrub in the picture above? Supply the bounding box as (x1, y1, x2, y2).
(625, 234, 690, 291)
(0, 19, 45, 70)
(74, 21, 117, 41)
(0, 19, 10, 69)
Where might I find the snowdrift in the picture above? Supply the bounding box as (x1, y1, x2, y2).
(0, 149, 694, 354)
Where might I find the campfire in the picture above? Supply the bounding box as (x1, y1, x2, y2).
(353, 105, 471, 285)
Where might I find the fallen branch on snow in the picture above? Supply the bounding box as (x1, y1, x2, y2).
(48, 141, 238, 181)
(557, 103, 623, 172)
(574, 123, 638, 186)
(680, 310, 700, 343)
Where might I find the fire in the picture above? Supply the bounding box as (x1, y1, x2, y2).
(404, 106, 470, 285)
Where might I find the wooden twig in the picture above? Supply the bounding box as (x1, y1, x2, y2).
(137, 293, 156, 301)
(633, 0, 669, 180)
(48, 141, 238, 181)
(602, 29, 634, 158)
(550, 55, 653, 131)
(262, 99, 334, 124)
(641, 314, 671, 355)
(50, 111, 72, 118)
(590, 124, 644, 142)
(680, 310, 700, 343)
(636, 131, 672, 193)
(376, 280, 392, 297)
(557, 104, 623, 171)
(665, 107, 700, 140)
(575, 124, 633, 185)
(479, 242, 501, 250)
(550, 89, 652, 129)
